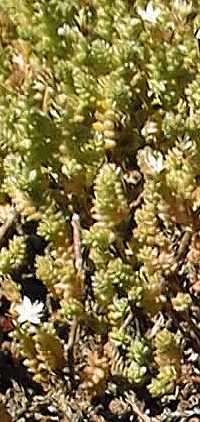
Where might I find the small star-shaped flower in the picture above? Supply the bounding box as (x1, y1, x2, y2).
(145, 149, 164, 174)
(138, 2, 160, 24)
(16, 296, 44, 324)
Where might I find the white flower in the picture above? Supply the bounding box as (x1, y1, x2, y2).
(16, 296, 44, 324)
(137, 2, 160, 24)
(12, 53, 25, 68)
(173, 0, 192, 15)
(57, 25, 67, 36)
(146, 150, 164, 173)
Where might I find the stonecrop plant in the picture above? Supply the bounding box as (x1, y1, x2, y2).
(1, 0, 200, 419)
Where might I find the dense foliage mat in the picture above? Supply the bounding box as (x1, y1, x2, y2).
(0, 1, 200, 421)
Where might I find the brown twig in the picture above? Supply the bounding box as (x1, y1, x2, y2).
(147, 313, 164, 340)
(165, 302, 200, 351)
(130, 192, 143, 210)
(121, 311, 134, 330)
(0, 207, 16, 246)
(176, 230, 192, 262)
(71, 213, 83, 274)
(66, 317, 80, 386)
(125, 392, 151, 422)
(66, 318, 79, 352)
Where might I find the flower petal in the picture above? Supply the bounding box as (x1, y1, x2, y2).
(34, 302, 44, 313)
(23, 296, 32, 311)
(17, 314, 26, 324)
(29, 315, 40, 324)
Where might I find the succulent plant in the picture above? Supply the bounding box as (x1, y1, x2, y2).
(0, 0, 199, 418)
